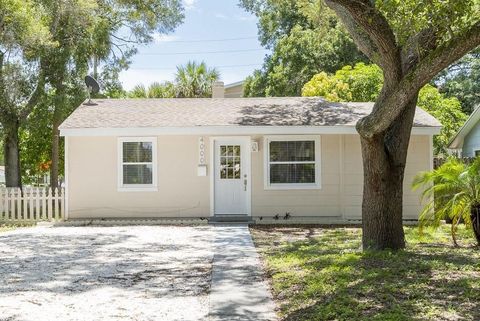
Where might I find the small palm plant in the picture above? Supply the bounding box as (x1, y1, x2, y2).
(175, 61, 220, 98)
(412, 157, 480, 246)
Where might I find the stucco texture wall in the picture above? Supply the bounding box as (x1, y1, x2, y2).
(68, 136, 210, 218)
(67, 134, 431, 221)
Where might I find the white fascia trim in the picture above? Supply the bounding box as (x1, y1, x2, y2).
(225, 81, 244, 88)
(61, 125, 441, 137)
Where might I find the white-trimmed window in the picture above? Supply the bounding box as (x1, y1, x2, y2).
(264, 136, 321, 189)
(118, 137, 157, 191)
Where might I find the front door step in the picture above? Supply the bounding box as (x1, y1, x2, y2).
(209, 215, 255, 224)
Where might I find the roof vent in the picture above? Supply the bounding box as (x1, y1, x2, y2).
(212, 81, 224, 98)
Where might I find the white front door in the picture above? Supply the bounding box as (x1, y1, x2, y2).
(213, 138, 250, 215)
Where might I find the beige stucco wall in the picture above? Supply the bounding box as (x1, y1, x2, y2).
(68, 136, 210, 218)
(340, 134, 430, 220)
(67, 134, 431, 221)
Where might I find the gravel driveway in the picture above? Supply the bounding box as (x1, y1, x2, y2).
(0, 226, 215, 321)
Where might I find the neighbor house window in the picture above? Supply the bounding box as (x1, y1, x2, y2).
(264, 136, 321, 189)
(475, 150, 480, 157)
(118, 137, 157, 191)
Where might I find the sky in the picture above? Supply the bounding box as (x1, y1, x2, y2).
(118, 0, 269, 91)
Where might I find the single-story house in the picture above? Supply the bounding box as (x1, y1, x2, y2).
(448, 104, 480, 156)
(59, 91, 441, 223)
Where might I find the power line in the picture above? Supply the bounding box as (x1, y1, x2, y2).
(155, 36, 258, 43)
(129, 63, 262, 70)
(138, 48, 267, 56)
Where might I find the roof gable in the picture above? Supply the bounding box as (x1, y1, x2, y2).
(448, 104, 480, 149)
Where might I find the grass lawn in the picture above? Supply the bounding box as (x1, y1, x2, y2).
(251, 225, 480, 321)
(0, 223, 32, 233)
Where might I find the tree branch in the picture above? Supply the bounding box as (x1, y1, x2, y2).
(19, 66, 46, 120)
(325, 0, 401, 83)
(324, 1, 378, 62)
(401, 27, 437, 73)
(357, 21, 480, 138)
(0, 52, 16, 120)
(410, 21, 480, 90)
(110, 33, 140, 44)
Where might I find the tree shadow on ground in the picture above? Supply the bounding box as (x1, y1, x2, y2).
(0, 226, 214, 298)
(251, 226, 480, 321)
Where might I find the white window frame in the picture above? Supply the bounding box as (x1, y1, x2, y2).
(264, 135, 321, 190)
(117, 137, 158, 192)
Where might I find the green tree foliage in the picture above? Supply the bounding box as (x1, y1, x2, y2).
(413, 158, 480, 246)
(302, 63, 467, 155)
(0, 0, 51, 50)
(97, 64, 126, 98)
(129, 61, 220, 98)
(240, 0, 366, 97)
(302, 63, 382, 101)
(20, 77, 86, 185)
(0, 0, 52, 187)
(127, 82, 176, 98)
(16, 0, 185, 187)
(129, 84, 147, 98)
(436, 48, 480, 114)
(417, 86, 467, 155)
(147, 82, 175, 98)
(175, 61, 220, 98)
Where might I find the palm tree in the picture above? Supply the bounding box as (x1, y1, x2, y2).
(412, 157, 480, 246)
(129, 84, 147, 98)
(174, 61, 220, 98)
(148, 81, 175, 98)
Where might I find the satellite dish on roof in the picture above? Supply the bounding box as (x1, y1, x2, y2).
(84, 75, 100, 105)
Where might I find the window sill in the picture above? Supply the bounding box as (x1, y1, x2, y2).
(264, 184, 321, 190)
(118, 186, 158, 192)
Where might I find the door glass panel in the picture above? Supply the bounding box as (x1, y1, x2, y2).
(219, 145, 241, 179)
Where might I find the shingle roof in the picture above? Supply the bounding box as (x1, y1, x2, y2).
(59, 97, 441, 129)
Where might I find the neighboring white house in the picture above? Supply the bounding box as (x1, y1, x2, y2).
(0, 166, 5, 185)
(224, 81, 244, 98)
(59, 88, 441, 223)
(212, 81, 244, 98)
(448, 104, 480, 156)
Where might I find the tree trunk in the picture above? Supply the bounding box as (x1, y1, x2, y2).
(360, 96, 418, 250)
(361, 134, 406, 249)
(471, 205, 480, 245)
(50, 114, 60, 190)
(50, 77, 65, 190)
(3, 121, 22, 188)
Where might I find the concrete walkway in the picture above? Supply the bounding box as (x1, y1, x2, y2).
(209, 225, 277, 321)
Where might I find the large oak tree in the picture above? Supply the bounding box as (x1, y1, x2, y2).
(1, 0, 184, 189)
(0, 0, 52, 187)
(323, 0, 480, 249)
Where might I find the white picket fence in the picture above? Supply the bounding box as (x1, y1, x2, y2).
(0, 187, 65, 222)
